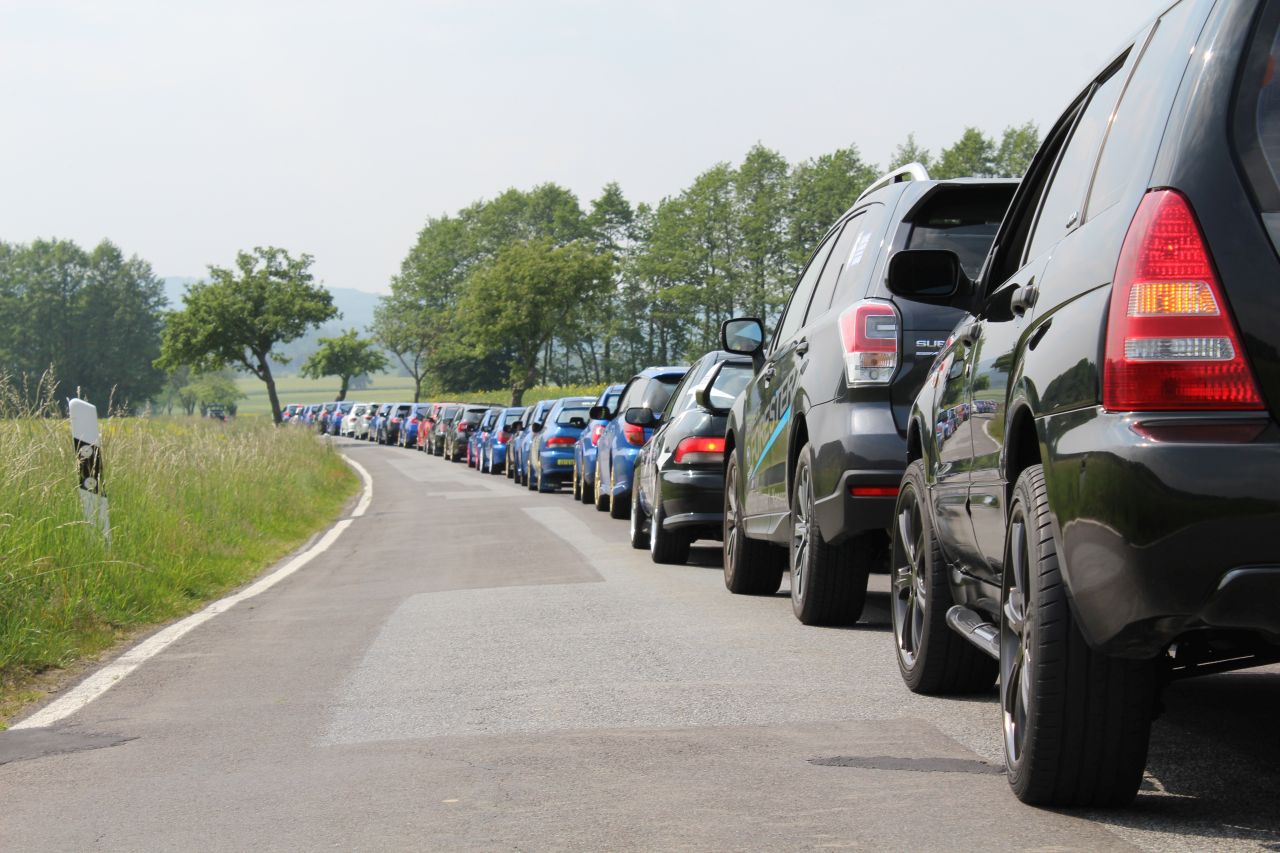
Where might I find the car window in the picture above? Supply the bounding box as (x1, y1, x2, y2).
(555, 404, 591, 426)
(532, 402, 552, 425)
(707, 362, 753, 409)
(501, 410, 522, 429)
(773, 228, 839, 348)
(1025, 52, 1130, 262)
(804, 216, 860, 325)
(830, 203, 889, 309)
(442, 405, 461, 419)
(640, 375, 682, 412)
(905, 187, 1011, 280)
(602, 391, 621, 414)
(615, 379, 640, 413)
(661, 358, 706, 419)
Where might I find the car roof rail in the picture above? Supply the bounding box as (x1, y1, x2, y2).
(856, 162, 930, 203)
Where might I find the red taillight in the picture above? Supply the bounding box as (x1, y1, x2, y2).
(673, 435, 725, 465)
(545, 436, 576, 448)
(590, 424, 605, 446)
(1103, 190, 1263, 411)
(837, 300, 899, 387)
(457, 422, 469, 432)
(496, 432, 509, 444)
(623, 422, 646, 447)
(850, 485, 899, 498)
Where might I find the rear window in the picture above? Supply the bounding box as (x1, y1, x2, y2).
(905, 186, 1013, 279)
(442, 405, 461, 419)
(641, 376, 682, 411)
(555, 405, 591, 426)
(461, 409, 486, 424)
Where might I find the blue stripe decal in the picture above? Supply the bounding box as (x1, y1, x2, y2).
(749, 405, 791, 479)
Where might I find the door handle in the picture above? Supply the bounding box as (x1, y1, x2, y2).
(957, 320, 982, 347)
(795, 339, 809, 357)
(1011, 284, 1039, 317)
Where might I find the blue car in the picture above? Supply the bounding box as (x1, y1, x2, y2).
(327, 401, 352, 436)
(505, 404, 536, 480)
(466, 407, 502, 467)
(528, 396, 595, 493)
(593, 366, 687, 518)
(400, 403, 432, 448)
(573, 383, 624, 504)
(512, 399, 555, 486)
(478, 406, 524, 475)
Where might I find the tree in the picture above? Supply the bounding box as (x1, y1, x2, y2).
(157, 246, 337, 423)
(787, 146, 880, 276)
(888, 133, 934, 173)
(735, 144, 791, 321)
(933, 127, 998, 179)
(300, 329, 388, 401)
(458, 239, 613, 405)
(183, 371, 245, 414)
(995, 122, 1040, 178)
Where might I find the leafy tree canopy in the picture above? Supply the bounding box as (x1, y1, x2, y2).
(300, 329, 388, 401)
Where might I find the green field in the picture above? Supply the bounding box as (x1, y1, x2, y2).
(0, 413, 358, 724)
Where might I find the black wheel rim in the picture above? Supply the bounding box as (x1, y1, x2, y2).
(791, 464, 811, 602)
(1001, 514, 1031, 769)
(892, 485, 927, 667)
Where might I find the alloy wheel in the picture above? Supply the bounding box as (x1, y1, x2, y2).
(1001, 515, 1031, 769)
(724, 463, 740, 570)
(790, 463, 812, 602)
(892, 486, 927, 667)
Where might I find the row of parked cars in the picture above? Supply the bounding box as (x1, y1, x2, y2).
(301, 0, 1280, 811)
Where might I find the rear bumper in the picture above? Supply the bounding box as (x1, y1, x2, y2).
(539, 449, 577, 480)
(659, 468, 725, 537)
(1044, 408, 1280, 658)
(806, 401, 906, 545)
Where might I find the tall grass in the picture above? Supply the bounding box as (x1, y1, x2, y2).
(0, 376, 357, 710)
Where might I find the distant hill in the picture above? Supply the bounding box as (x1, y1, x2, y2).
(162, 277, 388, 375)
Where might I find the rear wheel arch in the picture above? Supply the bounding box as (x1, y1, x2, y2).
(1003, 402, 1042, 509)
(907, 416, 924, 463)
(786, 413, 809, 505)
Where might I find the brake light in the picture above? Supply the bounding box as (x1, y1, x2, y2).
(623, 422, 646, 446)
(1103, 190, 1263, 411)
(496, 432, 509, 444)
(838, 300, 899, 387)
(545, 436, 576, 448)
(673, 436, 724, 465)
(590, 424, 605, 446)
(457, 422, 469, 432)
(850, 485, 899, 497)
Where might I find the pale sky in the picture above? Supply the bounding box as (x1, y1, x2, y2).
(0, 0, 1168, 293)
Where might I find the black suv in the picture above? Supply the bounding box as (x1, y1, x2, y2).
(720, 170, 1016, 625)
(889, 0, 1280, 807)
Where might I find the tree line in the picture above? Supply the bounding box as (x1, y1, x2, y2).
(374, 125, 1038, 404)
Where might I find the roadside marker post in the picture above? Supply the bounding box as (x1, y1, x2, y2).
(69, 398, 111, 544)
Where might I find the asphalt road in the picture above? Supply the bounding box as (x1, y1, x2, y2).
(2, 437, 1278, 851)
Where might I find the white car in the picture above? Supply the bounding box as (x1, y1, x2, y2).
(344, 403, 371, 438)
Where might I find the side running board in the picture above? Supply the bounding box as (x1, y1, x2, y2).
(946, 605, 1000, 660)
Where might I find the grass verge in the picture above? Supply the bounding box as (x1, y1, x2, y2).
(0, 413, 357, 726)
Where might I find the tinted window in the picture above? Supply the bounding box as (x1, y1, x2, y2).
(616, 380, 641, 412)
(602, 391, 621, 413)
(501, 410, 522, 428)
(831, 203, 888, 308)
(461, 409, 486, 424)
(479, 410, 497, 430)
(774, 230, 838, 346)
(805, 216, 860, 325)
(555, 405, 591, 426)
(441, 405, 461, 419)
(640, 376, 682, 411)
(906, 187, 1012, 279)
(707, 363, 752, 409)
(662, 359, 706, 418)
(532, 402, 552, 425)
(1026, 53, 1130, 261)
(396, 405, 412, 416)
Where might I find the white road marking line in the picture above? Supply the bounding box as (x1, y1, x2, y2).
(11, 452, 373, 730)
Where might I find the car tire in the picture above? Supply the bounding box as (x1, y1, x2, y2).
(650, 499, 690, 565)
(593, 458, 610, 512)
(527, 464, 538, 490)
(1000, 464, 1158, 807)
(629, 487, 649, 549)
(572, 465, 582, 501)
(722, 452, 784, 595)
(609, 469, 630, 520)
(892, 459, 998, 694)
(789, 442, 868, 627)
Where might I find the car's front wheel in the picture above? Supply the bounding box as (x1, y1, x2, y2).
(892, 459, 997, 694)
(1000, 464, 1158, 806)
(789, 442, 868, 626)
(722, 452, 783, 595)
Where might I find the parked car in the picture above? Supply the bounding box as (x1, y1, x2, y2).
(444, 405, 490, 462)
(466, 407, 501, 467)
(573, 383, 625, 504)
(316, 402, 338, 433)
(415, 402, 449, 451)
(887, 0, 1280, 807)
(427, 403, 463, 455)
(344, 403, 370, 438)
(369, 403, 391, 442)
(379, 402, 412, 445)
(506, 404, 537, 479)
(327, 402, 352, 436)
(593, 366, 688, 518)
(400, 403, 432, 448)
(512, 400, 555, 485)
(528, 396, 595, 493)
(282, 403, 304, 423)
(719, 166, 1016, 625)
(479, 406, 524, 474)
(630, 353, 752, 563)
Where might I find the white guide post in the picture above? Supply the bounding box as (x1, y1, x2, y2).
(69, 398, 111, 544)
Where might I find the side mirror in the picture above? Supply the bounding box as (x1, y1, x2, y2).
(720, 317, 765, 355)
(531, 421, 543, 433)
(624, 407, 657, 427)
(885, 249, 973, 305)
(588, 405, 607, 421)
